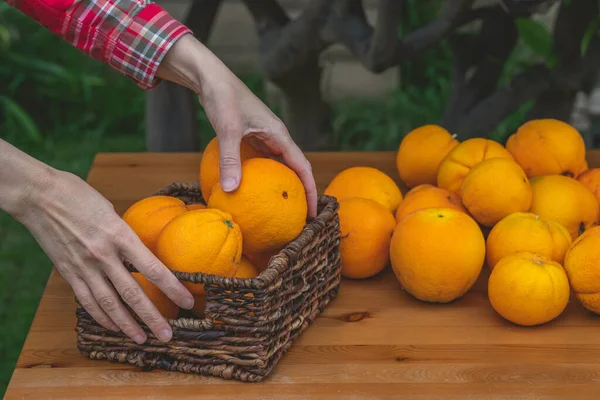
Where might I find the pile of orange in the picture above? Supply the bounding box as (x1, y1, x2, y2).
(121, 137, 308, 319)
(325, 118, 600, 328)
(122, 118, 600, 330)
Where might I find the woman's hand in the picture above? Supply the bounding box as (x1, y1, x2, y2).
(157, 35, 318, 217)
(0, 141, 194, 344)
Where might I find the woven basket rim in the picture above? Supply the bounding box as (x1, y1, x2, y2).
(135, 181, 340, 290)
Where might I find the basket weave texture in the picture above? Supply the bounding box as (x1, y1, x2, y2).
(76, 182, 342, 382)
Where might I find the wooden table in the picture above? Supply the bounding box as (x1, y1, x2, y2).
(6, 152, 600, 400)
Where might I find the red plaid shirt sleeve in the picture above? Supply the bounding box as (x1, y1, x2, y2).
(6, 0, 192, 89)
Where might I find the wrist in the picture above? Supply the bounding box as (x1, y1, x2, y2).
(156, 34, 236, 105)
(0, 140, 57, 223)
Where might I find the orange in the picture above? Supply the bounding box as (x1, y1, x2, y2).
(488, 252, 570, 326)
(506, 119, 587, 178)
(131, 272, 179, 319)
(155, 209, 242, 296)
(577, 168, 600, 206)
(208, 158, 307, 253)
(461, 158, 532, 227)
(191, 295, 207, 318)
(244, 248, 282, 272)
(324, 167, 403, 213)
(529, 175, 599, 239)
(390, 208, 485, 303)
(122, 196, 188, 254)
(337, 198, 396, 279)
(186, 203, 206, 211)
(396, 125, 459, 188)
(235, 256, 259, 278)
(199, 136, 264, 202)
(564, 226, 600, 314)
(394, 184, 467, 223)
(437, 138, 514, 194)
(486, 212, 572, 269)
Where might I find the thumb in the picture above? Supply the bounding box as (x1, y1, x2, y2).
(218, 136, 242, 192)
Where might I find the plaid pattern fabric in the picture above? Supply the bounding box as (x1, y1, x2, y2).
(6, 0, 191, 89)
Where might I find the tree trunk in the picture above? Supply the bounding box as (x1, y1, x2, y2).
(272, 58, 332, 151)
(525, 0, 598, 121)
(145, 84, 199, 152)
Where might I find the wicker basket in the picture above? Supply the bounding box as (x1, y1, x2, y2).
(76, 182, 342, 382)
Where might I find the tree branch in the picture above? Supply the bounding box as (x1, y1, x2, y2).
(184, 0, 222, 41)
(498, 0, 560, 14)
(366, 0, 405, 70)
(242, 0, 289, 34)
(395, 0, 475, 61)
(443, 6, 518, 130)
(527, 0, 598, 120)
(244, 0, 475, 79)
(333, 0, 475, 72)
(242, 0, 332, 80)
(452, 65, 553, 139)
(452, 33, 600, 139)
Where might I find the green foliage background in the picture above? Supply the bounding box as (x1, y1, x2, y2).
(0, 0, 577, 396)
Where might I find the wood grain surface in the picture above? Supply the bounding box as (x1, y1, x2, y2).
(6, 151, 600, 400)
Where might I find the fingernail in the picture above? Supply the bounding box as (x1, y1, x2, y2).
(133, 334, 146, 344)
(158, 328, 172, 342)
(222, 178, 237, 192)
(182, 296, 195, 309)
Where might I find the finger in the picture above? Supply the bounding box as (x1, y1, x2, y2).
(280, 140, 318, 218)
(70, 276, 119, 332)
(119, 233, 194, 310)
(217, 134, 242, 192)
(83, 268, 148, 344)
(102, 260, 173, 342)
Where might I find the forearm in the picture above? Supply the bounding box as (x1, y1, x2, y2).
(0, 140, 55, 222)
(156, 34, 239, 104)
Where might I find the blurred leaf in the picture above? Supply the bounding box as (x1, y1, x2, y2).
(489, 101, 534, 144)
(8, 53, 74, 85)
(7, 74, 26, 93)
(0, 25, 10, 50)
(515, 18, 555, 67)
(581, 14, 600, 56)
(0, 96, 43, 143)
